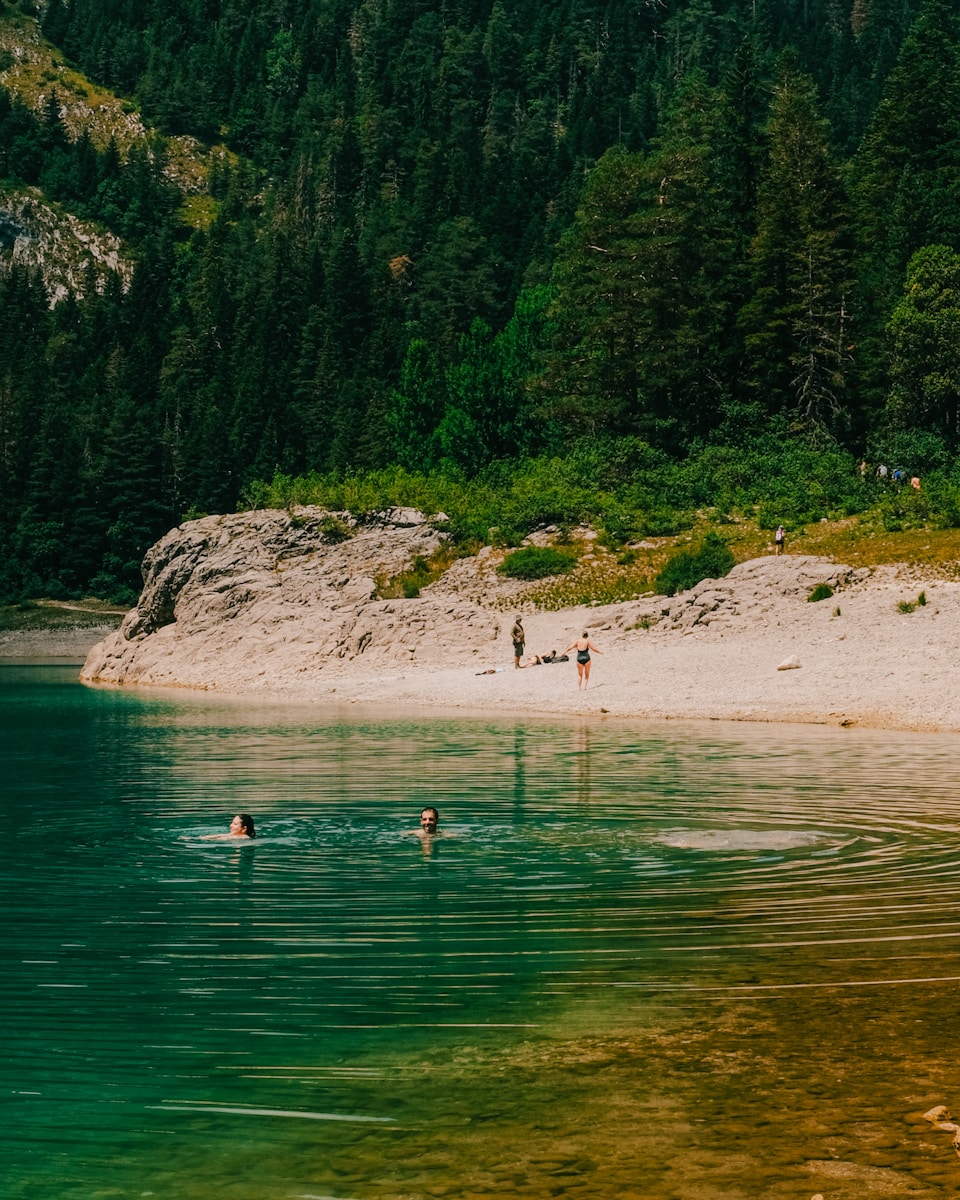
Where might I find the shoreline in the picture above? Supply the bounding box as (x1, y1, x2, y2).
(9, 566, 958, 735)
(25, 510, 959, 736)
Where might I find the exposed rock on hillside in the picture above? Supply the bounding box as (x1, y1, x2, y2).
(81, 507, 503, 690)
(636, 555, 870, 634)
(0, 14, 225, 196)
(0, 186, 132, 302)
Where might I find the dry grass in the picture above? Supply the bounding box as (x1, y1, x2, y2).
(480, 514, 960, 610)
(0, 13, 231, 222)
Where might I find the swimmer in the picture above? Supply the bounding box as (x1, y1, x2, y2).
(412, 806, 439, 838)
(563, 630, 603, 690)
(201, 813, 256, 840)
(405, 806, 456, 839)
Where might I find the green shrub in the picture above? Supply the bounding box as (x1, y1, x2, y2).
(654, 532, 734, 596)
(318, 515, 353, 543)
(638, 507, 692, 536)
(490, 525, 523, 549)
(498, 546, 577, 580)
(808, 583, 834, 602)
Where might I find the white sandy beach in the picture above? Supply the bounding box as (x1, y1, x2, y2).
(260, 560, 960, 732)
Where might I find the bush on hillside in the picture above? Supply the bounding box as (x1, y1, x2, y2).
(654, 532, 734, 597)
(498, 546, 576, 580)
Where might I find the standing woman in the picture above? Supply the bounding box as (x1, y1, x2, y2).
(564, 631, 603, 690)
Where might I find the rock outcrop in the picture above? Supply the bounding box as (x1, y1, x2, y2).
(0, 186, 133, 303)
(631, 555, 869, 635)
(81, 507, 502, 690)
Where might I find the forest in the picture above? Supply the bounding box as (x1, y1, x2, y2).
(1, 0, 960, 601)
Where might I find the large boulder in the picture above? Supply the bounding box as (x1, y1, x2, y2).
(82, 507, 500, 690)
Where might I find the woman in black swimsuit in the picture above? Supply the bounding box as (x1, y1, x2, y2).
(563, 630, 603, 690)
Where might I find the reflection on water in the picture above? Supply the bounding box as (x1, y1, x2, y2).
(3, 665, 960, 1197)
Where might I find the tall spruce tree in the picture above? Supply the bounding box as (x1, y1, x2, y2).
(849, 0, 960, 417)
(886, 243, 960, 448)
(739, 54, 853, 433)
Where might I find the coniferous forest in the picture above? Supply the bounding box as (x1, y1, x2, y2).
(2, 0, 960, 601)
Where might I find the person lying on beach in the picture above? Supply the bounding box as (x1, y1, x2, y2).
(520, 650, 569, 666)
(201, 813, 256, 839)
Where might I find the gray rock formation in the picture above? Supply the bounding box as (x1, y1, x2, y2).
(640, 555, 868, 635)
(0, 186, 132, 303)
(81, 507, 502, 690)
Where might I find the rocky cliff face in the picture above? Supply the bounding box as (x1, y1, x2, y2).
(0, 186, 132, 303)
(80, 507, 503, 691)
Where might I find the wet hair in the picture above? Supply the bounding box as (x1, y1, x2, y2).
(238, 813, 256, 838)
(582, 630, 589, 638)
(420, 807, 439, 822)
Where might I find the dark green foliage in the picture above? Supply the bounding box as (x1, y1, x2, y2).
(498, 546, 576, 581)
(654, 532, 735, 597)
(808, 583, 834, 602)
(4, 1, 960, 600)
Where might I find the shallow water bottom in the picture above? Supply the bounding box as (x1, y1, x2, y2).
(17, 991, 957, 1200)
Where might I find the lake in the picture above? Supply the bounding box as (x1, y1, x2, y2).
(3, 663, 960, 1199)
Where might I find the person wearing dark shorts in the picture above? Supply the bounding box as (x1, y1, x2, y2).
(511, 616, 524, 669)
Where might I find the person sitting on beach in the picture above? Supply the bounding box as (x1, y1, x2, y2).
(201, 813, 256, 840)
(563, 631, 603, 690)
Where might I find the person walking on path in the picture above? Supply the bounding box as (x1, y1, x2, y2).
(774, 525, 785, 556)
(563, 631, 602, 690)
(511, 616, 525, 669)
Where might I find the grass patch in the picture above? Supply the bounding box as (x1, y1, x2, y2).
(375, 545, 459, 600)
(0, 599, 125, 632)
(808, 583, 834, 602)
(897, 591, 927, 614)
(178, 194, 219, 230)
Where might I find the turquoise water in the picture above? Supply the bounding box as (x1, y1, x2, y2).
(4, 665, 960, 1198)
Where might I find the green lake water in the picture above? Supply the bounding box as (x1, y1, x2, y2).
(3, 664, 960, 1199)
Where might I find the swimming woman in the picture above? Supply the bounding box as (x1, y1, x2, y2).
(563, 631, 603, 690)
(201, 813, 256, 840)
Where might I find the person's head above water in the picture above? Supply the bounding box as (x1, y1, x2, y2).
(230, 813, 256, 838)
(420, 807, 439, 834)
